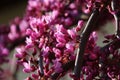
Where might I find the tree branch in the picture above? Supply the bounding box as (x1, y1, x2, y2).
(73, 1, 111, 79)
(73, 8, 100, 79)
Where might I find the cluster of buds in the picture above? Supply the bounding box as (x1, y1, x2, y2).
(0, 0, 120, 80)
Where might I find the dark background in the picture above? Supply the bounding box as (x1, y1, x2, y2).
(0, 1, 28, 80)
(0, 0, 27, 24)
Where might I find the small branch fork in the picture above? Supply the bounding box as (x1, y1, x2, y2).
(73, 1, 111, 79)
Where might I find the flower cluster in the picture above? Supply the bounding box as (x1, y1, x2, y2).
(15, 0, 120, 80)
(15, 0, 104, 79)
(16, 16, 84, 79)
(0, 0, 120, 80)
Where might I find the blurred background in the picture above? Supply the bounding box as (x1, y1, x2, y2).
(0, 0, 28, 80)
(0, 0, 27, 24)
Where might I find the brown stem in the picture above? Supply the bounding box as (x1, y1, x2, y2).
(39, 55, 44, 76)
(73, 8, 100, 79)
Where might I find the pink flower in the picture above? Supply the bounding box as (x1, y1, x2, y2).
(65, 42, 75, 53)
(25, 37, 34, 49)
(23, 62, 32, 73)
(52, 60, 63, 73)
(76, 20, 84, 31)
(54, 31, 66, 43)
(53, 48, 61, 58)
(15, 48, 26, 59)
(8, 24, 19, 40)
(42, 46, 50, 57)
(19, 20, 28, 33)
(31, 73, 39, 79)
(67, 29, 77, 39)
(28, 0, 39, 8)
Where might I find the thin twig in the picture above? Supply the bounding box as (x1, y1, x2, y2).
(39, 55, 44, 76)
(111, 0, 120, 38)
